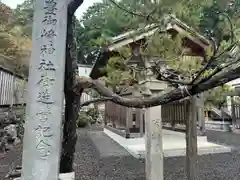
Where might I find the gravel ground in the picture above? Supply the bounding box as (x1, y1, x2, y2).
(88, 130, 145, 180)
(74, 129, 100, 180)
(0, 144, 22, 180)
(207, 129, 240, 149)
(1, 129, 240, 180)
(76, 129, 240, 180)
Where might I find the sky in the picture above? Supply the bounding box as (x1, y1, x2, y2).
(2, 0, 102, 19)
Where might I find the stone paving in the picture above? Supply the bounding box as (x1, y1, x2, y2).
(103, 128, 231, 159)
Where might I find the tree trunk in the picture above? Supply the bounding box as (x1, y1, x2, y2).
(60, 13, 81, 173)
(186, 96, 198, 180)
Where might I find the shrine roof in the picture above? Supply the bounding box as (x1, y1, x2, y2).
(90, 15, 211, 80)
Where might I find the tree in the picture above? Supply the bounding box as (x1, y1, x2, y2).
(76, 0, 142, 65)
(11, 0, 239, 177)
(64, 0, 240, 176)
(13, 0, 34, 37)
(74, 1, 239, 180)
(60, 0, 84, 173)
(205, 85, 231, 108)
(0, 2, 31, 75)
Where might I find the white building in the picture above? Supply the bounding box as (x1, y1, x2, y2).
(78, 64, 105, 115)
(78, 64, 93, 105)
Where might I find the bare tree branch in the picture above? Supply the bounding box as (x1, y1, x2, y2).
(198, 54, 240, 84)
(158, 74, 191, 85)
(220, 12, 234, 44)
(74, 54, 240, 108)
(189, 8, 237, 85)
(191, 41, 239, 85)
(153, 59, 191, 85)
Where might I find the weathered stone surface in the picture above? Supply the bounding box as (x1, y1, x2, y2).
(21, 0, 68, 179)
(145, 106, 163, 180)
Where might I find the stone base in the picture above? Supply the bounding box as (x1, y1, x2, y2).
(13, 172, 75, 180)
(59, 172, 75, 180)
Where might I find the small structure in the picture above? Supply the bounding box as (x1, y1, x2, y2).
(90, 15, 211, 138)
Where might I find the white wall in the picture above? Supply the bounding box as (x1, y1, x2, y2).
(78, 65, 94, 105)
(78, 66, 92, 77)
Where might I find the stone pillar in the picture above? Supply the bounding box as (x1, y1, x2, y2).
(125, 108, 132, 138)
(139, 109, 144, 137)
(21, 0, 68, 179)
(231, 97, 237, 130)
(197, 94, 205, 136)
(226, 96, 232, 115)
(186, 96, 198, 180)
(145, 106, 163, 180)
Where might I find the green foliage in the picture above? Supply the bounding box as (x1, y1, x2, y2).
(13, 0, 33, 37)
(76, 1, 143, 65)
(0, 2, 31, 75)
(86, 108, 100, 124)
(101, 56, 132, 90)
(77, 108, 101, 127)
(143, 33, 182, 60)
(86, 0, 239, 100)
(77, 112, 90, 128)
(10, 0, 239, 101)
(204, 85, 232, 108)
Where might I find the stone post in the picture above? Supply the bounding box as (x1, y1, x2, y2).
(21, 0, 68, 179)
(231, 97, 237, 130)
(139, 109, 144, 137)
(186, 96, 198, 180)
(125, 108, 132, 138)
(145, 106, 163, 180)
(197, 94, 205, 136)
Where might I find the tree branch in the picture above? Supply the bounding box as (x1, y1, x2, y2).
(220, 12, 234, 44)
(153, 60, 191, 85)
(68, 0, 84, 15)
(155, 67, 191, 85)
(199, 54, 240, 84)
(74, 55, 240, 108)
(191, 41, 239, 85)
